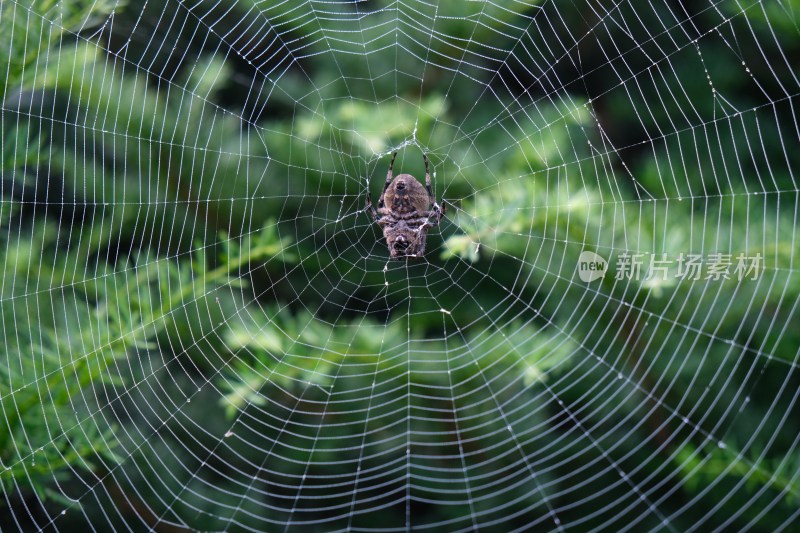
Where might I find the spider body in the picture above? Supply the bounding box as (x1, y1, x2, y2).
(366, 152, 446, 259)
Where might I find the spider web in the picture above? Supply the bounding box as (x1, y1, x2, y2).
(1, 0, 799, 530)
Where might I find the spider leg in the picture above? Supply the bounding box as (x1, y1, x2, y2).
(427, 199, 446, 227)
(378, 151, 397, 208)
(365, 191, 378, 221)
(424, 153, 447, 223)
(421, 208, 442, 230)
(423, 152, 433, 201)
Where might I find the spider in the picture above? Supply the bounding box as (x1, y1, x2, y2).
(366, 151, 446, 259)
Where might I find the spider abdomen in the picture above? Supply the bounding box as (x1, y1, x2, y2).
(383, 174, 430, 214)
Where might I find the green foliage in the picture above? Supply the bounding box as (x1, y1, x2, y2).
(32, 45, 274, 255)
(2, 0, 800, 529)
(0, 215, 291, 499)
(0, 0, 118, 100)
(0, 224, 126, 500)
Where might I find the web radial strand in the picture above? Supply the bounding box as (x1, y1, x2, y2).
(1, 0, 798, 531)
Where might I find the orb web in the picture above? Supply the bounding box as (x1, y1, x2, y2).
(1, 0, 799, 530)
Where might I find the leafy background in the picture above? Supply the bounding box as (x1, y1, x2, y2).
(1, 0, 799, 530)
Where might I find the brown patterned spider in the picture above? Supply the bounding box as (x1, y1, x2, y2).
(366, 151, 446, 259)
